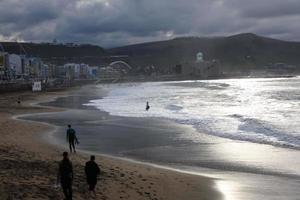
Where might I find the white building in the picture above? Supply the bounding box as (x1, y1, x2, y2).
(196, 52, 204, 63)
(28, 57, 43, 77)
(8, 54, 22, 76)
(64, 63, 78, 79)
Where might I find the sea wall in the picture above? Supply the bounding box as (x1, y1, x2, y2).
(0, 79, 96, 93)
(0, 82, 32, 93)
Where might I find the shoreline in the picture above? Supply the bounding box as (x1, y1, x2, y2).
(13, 108, 215, 178)
(1, 74, 297, 94)
(0, 88, 223, 199)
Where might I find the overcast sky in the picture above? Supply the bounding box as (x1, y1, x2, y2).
(0, 0, 299, 47)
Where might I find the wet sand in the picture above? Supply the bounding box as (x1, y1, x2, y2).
(0, 88, 222, 200)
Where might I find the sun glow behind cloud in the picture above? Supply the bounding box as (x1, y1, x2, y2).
(0, 33, 25, 42)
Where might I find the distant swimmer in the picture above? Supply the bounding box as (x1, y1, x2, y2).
(17, 97, 21, 105)
(146, 101, 150, 111)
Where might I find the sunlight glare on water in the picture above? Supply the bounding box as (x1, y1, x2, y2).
(216, 180, 239, 200)
(85, 77, 300, 149)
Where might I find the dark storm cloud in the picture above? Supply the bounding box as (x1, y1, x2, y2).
(0, 0, 65, 40)
(0, 0, 62, 27)
(57, 0, 205, 35)
(227, 0, 300, 18)
(0, 0, 300, 46)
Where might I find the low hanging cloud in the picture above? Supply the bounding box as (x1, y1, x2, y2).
(0, 0, 300, 47)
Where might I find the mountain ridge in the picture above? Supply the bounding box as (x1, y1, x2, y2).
(1, 33, 300, 72)
(108, 33, 300, 72)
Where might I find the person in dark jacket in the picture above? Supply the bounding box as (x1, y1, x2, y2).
(85, 155, 100, 196)
(57, 152, 73, 200)
(66, 125, 78, 153)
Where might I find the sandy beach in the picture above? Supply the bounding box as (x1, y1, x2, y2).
(0, 89, 222, 200)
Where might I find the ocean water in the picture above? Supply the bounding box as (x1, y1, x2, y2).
(85, 77, 300, 150)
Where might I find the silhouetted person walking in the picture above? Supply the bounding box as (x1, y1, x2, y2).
(85, 155, 100, 196)
(57, 152, 73, 200)
(66, 125, 78, 153)
(146, 101, 150, 111)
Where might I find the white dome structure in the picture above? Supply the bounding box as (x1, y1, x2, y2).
(196, 52, 204, 62)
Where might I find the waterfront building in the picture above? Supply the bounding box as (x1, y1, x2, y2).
(0, 52, 8, 80)
(8, 54, 22, 78)
(64, 63, 90, 79)
(64, 63, 77, 79)
(63, 63, 95, 79)
(22, 56, 31, 77)
(178, 52, 221, 78)
(28, 57, 43, 78)
(88, 66, 99, 78)
(79, 63, 89, 78)
(40, 64, 49, 79)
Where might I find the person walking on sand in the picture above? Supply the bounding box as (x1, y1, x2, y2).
(66, 125, 78, 153)
(85, 155, 100, 197)
(57, 152, 73, 200)
(146, 101, 150, 111)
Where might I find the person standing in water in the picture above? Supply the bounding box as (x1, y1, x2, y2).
(17, 97, 21, 105)
(85, 155, 100, 197)
(57, 152, 73, 200)
(66, 125, 78, 153)
(146, 101, 150, 111)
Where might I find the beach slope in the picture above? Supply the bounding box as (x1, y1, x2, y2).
(0, 91, 222, 200)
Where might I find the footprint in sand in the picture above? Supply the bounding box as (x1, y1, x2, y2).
(144, 192, 150, 196)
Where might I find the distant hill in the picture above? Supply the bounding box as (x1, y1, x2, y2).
(0, 42, 108, 65)
(1, 33, 300, 73)
(109, 33, 300, 72)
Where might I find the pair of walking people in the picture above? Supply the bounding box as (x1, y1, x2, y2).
(57, 152, 100, 200)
